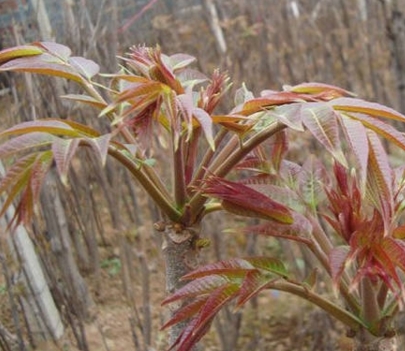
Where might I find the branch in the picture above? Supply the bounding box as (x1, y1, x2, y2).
(271, 279, 364, 332)
(106, 144, 181, 222)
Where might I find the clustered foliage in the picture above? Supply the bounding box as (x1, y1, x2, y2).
(1, 42, 405, 349)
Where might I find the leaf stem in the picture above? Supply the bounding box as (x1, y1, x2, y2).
(360, 277, 381, 333)
(188, 122, 286, 219)
(106, 144, 181, 221)
(79, 77, 174, 208)
(189, 127, 228, 189)
(173, 136, 187, 209)
(271, 279, 364, 331)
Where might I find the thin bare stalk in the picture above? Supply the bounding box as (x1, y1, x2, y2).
(173, 137, 187, 209)
(361, 277, 381, 333)
(189, 127, 228, 188)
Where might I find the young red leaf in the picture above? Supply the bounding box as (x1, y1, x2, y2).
(329, 246, 350, 288)
(192, 107, 215, 150)
(174, 283, 239, 351)
(381, 238, 405, 275)
(62, 94, 107, 109)
(393, 225, 405, 239)
(0, 151, 52, 226)
(0, 132, 56, 158)
(237, 212, 313, 245)
(114, 81, 163, 104)
(176, 90, 194, 138)
(162, 275, 229, 305)
(366, 132, 393, 222)
(298, 156, 328, 211)
(203, 176, 293, 224)
(84, 134, 112, 167)
(52, 138, 81, 184)
(286, 82, 354, 99)
(341, 112, 405, 151)
(0, 154, 37, 195)
(211, 114, 251, 133)
(168, 53, 196, 71)
(161, 297, 207, 331)
(238, 91, 306, 116)
(236, 270, 274, 308)
(181, 258, 255, 280)
(271, 103, 305, 131)
(35, 42, 72, 61)
(339, 116, 369, 192)
(234, 83, 254, 106)
(269, 130, 288, 172)
(301, 103, 346, 166)
(332, 97, 405, 123)
(0, 53, 83, 83)
(167, 311, 212, 351)
(28, 151, 53, 206)
(0, 119, 90, 139)
(68, 56, 100, 80)
(244, 256, 289, 278)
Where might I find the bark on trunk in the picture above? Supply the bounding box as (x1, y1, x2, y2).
(162, 225, 201, 346)
(353, 329, 397, 351)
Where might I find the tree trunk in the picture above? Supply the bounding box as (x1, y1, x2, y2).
(353, 329, 397, 351)
(162, 225, 201, 346)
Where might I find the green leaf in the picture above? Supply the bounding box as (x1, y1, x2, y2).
(0, 45, 43, 64)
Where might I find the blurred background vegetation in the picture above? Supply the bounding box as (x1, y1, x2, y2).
(1, 1, 405, 350)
